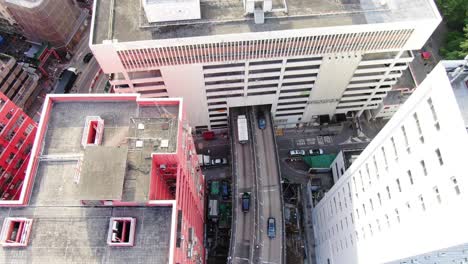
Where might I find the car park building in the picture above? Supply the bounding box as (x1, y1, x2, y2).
(0, 94, 206, 264)
(311, 64, 468, 264)
(90, 0, 440, 130)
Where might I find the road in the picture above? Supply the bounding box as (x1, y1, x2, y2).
(230, 107, 256, 264)
(66, 22, 108, 94)
(251, 106, 283, 264)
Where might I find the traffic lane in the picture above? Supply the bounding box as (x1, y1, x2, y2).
(232, 109, 255, 263)
(259, 112, 282, 264)
(75, 59, 100, 93)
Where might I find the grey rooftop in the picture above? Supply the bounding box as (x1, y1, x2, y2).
(93, 0, 438, 44)
(0, 206, 172, 264)
(35, 100, 179, 205)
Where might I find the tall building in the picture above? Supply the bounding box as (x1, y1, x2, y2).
(89, 0, 441, 130)
(311, 64, 468, 264)
(0, 53, 40, 109)
(0, 92, 36, 201)
(0, 94, 205, 264)
(6, 0, 87, 49)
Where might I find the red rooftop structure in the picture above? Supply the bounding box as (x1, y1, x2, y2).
(0, 92, 36, 201)
(0, 94, 205, 264)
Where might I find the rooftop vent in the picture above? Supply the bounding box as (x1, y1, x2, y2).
(160, 139, 169, 148)
(0, 218, 33, 247)
(142, 0, 201, 23)
(138, 123, 145, 130)
(136, 140, 144, 148)
(107, 217, 136, 247)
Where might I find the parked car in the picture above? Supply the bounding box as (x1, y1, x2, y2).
(258, 117, 266, 129)
(267, 217, 276, 238)
(221, 181, 229, 200)
(211, 158, 228, 166)
(83, 52, 93, 63)
(289, 149, 306, 157)
(308, 148, 324, 156)
(241, 192, 250, 212)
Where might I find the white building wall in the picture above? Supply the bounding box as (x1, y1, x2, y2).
(330, 151, 346, 183)
(312, 64, 468, 264)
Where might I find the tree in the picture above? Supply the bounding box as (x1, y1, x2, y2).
(436, 0, 468, 31)
(436, 0, 468, 59)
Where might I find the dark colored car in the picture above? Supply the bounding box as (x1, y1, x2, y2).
(241, 192, 250, 212)
(267, 217, 276, 238)
(221, 181, 229, 200)
(83, 52, 93, 63)
(258, 117, 266, 129)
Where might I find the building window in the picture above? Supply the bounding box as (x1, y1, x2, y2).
(406, 201, 411, 211)
(386, 186, 391, 199)
(376, 219, 381, 231)
(401, 126, 411, 153)
(353, 176, 358, 197)
(427, 98, 440, 130)
(356, 208, 360, 219)
(395, 209, 400, 223)
(419, 195, 426, 211)
(413, 113, 424, 143)
(369, 198, 374, 211)
(377, 193, 382, 206)
(451, 177, 461, 195)
(359, 171, 365, 192)
(369, 224, 373, 236)
(373, 156, 379, 178)
(366, 164, 372, 185)
(391, 137, 398, 161)
(435, 148, 444, 165)
(396, 178, 402, 192)
(407, 170, 414, 185)
(347, 182, 353, 204)
(433, 186, 442, 204)
(350, 212, 354, 224)
(343, 187, 348, 208)
(362, 203, 367, 216)
(420, 160, 428, 176)
(385, 214, 390, 228)
(381, 146, 388, 170)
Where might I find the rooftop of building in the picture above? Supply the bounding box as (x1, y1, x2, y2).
(0, 206, 172, 264)
(442, 58, 468, 129)
(92, 0, 439, 44)
(0, 95, 180, 263)
(33, 97, 179, 205)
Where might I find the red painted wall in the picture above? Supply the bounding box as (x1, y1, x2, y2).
(0, 93, 37, 201)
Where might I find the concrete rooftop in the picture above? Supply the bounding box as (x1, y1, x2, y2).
(0, 206, 172, 264)
(36, 100, 179, 205)
(92, 0, 438, 44)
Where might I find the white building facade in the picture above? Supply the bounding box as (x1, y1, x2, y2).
(312, 64, 468, 264)
(89, 0, 441, 129)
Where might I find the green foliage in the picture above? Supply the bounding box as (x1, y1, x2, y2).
(436, 0, 468, 31)
(436, 0, 468, 59)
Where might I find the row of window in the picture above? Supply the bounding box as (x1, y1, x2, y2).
(316, 96, 453, 245)
(321, 177, 461, 250)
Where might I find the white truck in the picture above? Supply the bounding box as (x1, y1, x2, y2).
(237, 115, 249, 144)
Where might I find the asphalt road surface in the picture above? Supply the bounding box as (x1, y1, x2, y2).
(251, 106, 283, 264)
(231, 107, 256, 264)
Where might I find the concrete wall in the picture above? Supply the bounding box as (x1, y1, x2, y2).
(161, 64, 210, 127)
